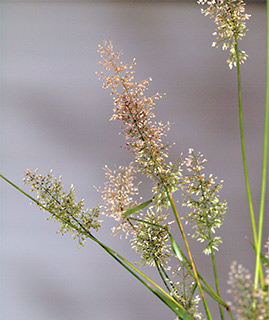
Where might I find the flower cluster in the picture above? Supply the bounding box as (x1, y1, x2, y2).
(96, 163, 139, 237)
(198, 0, 250, 69)
(131, 207, 172, 267)
(227, 261, 269, 319)
(97, 40, 182, 209)
(23, 169, 101, 246)
(180, 149, 227, 255)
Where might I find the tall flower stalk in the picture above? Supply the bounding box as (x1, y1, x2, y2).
(199, 0, 268, 317)
(255, 0, 269, 290)
(97, 40, 213, 319)
(0, 1, 267, 320)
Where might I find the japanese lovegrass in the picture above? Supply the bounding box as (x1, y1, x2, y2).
(0, 1, 268, 320)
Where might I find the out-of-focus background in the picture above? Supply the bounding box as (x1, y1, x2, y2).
(1, 1, 267, 319)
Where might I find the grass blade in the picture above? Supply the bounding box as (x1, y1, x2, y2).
(122, 198, 153, 217)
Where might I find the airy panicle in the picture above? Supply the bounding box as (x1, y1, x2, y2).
(181, 149, 227, 254)
(96, 163, 139, 238)
(198, 0, 250, 69)
(97, 40, 182, 209)
(23, 169, 101, 246)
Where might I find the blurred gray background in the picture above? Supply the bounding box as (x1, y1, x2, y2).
(1, 1, 268, 320)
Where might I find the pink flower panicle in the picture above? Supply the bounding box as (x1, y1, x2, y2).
(97, 40, 182, 209)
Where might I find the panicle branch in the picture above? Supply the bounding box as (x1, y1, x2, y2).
(23, 169, 102, 247)
(181, 149, 227, 254)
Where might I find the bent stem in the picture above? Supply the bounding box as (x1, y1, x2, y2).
(234, 38, 264, 288)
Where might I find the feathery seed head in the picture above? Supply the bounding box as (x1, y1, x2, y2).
(96, 163, 140, 238)
(198, 0, 250, 69)
(97, 40, 182, 210)
(23, 169, 101, 247)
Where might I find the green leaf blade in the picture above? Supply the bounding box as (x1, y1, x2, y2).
(122, 198, 153, 217)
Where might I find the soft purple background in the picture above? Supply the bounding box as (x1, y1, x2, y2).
(1, 1, 267, 320)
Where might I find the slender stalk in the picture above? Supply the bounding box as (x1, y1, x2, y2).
(255, 0, 269, 289)
(234, 38, 264, 286)
(110, 61, 213, 318)
(167, 194, 212, 320)
(208, 234, 224, 320)
(0, 173, 191, 315)
(191, 151, 224, 320)
(159, 263, 178, 295)
(234, 39, 257, 244)
(128, 216, 236, 319)
(154, 258, 172, 294)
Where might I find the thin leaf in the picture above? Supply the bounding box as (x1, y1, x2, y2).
(170, 233, 184, 262)
(122, 198, 153, 217)
(152, 289, 195, 320)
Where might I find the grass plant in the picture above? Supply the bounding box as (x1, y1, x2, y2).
(1, 1, 268, 319)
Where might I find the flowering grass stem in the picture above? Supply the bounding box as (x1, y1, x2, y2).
(0, 173, 197, 320)
(128, 216, 235, 319)
(106, 56, 213, 318)
(254, 0, 269, 290)
(167, 194, 212, 320)
(190, 151, 224, 320)
(234, 38, 265, 288)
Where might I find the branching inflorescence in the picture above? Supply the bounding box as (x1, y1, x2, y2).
(198, 0, 250, 68)
(97, 40, 182, 209)
(96, 163, 140, 238)
(15, 1, 268, 317)
(181, 149, 227, 255)
(23, 169, 102, 247)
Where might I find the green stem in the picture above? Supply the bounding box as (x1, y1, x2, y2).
(167, 195, 212, 320)
(234, 39, 257, 244)
(0, 173, 192, 316)
(255, 0, 269, 289)
(234, 38, 264, 287)
(191, 151, 224, 320)
(209, 237, 224, 320)
(154, 259, 172, 295)
(111, 62, 212, 319)
(128, 216, 235, 319)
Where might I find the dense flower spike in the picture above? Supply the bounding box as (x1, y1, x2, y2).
(97, 40, 182, 209)
(227, 261, 269, 319)
(23, 169, 101, 246)
(96, 163, 139, 237)
(131, 207, 172, 267)
(181, 149, 227, 254)
(198, 0, 250, 69)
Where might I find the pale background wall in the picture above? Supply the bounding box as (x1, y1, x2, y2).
(1, 1, 267, 320)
